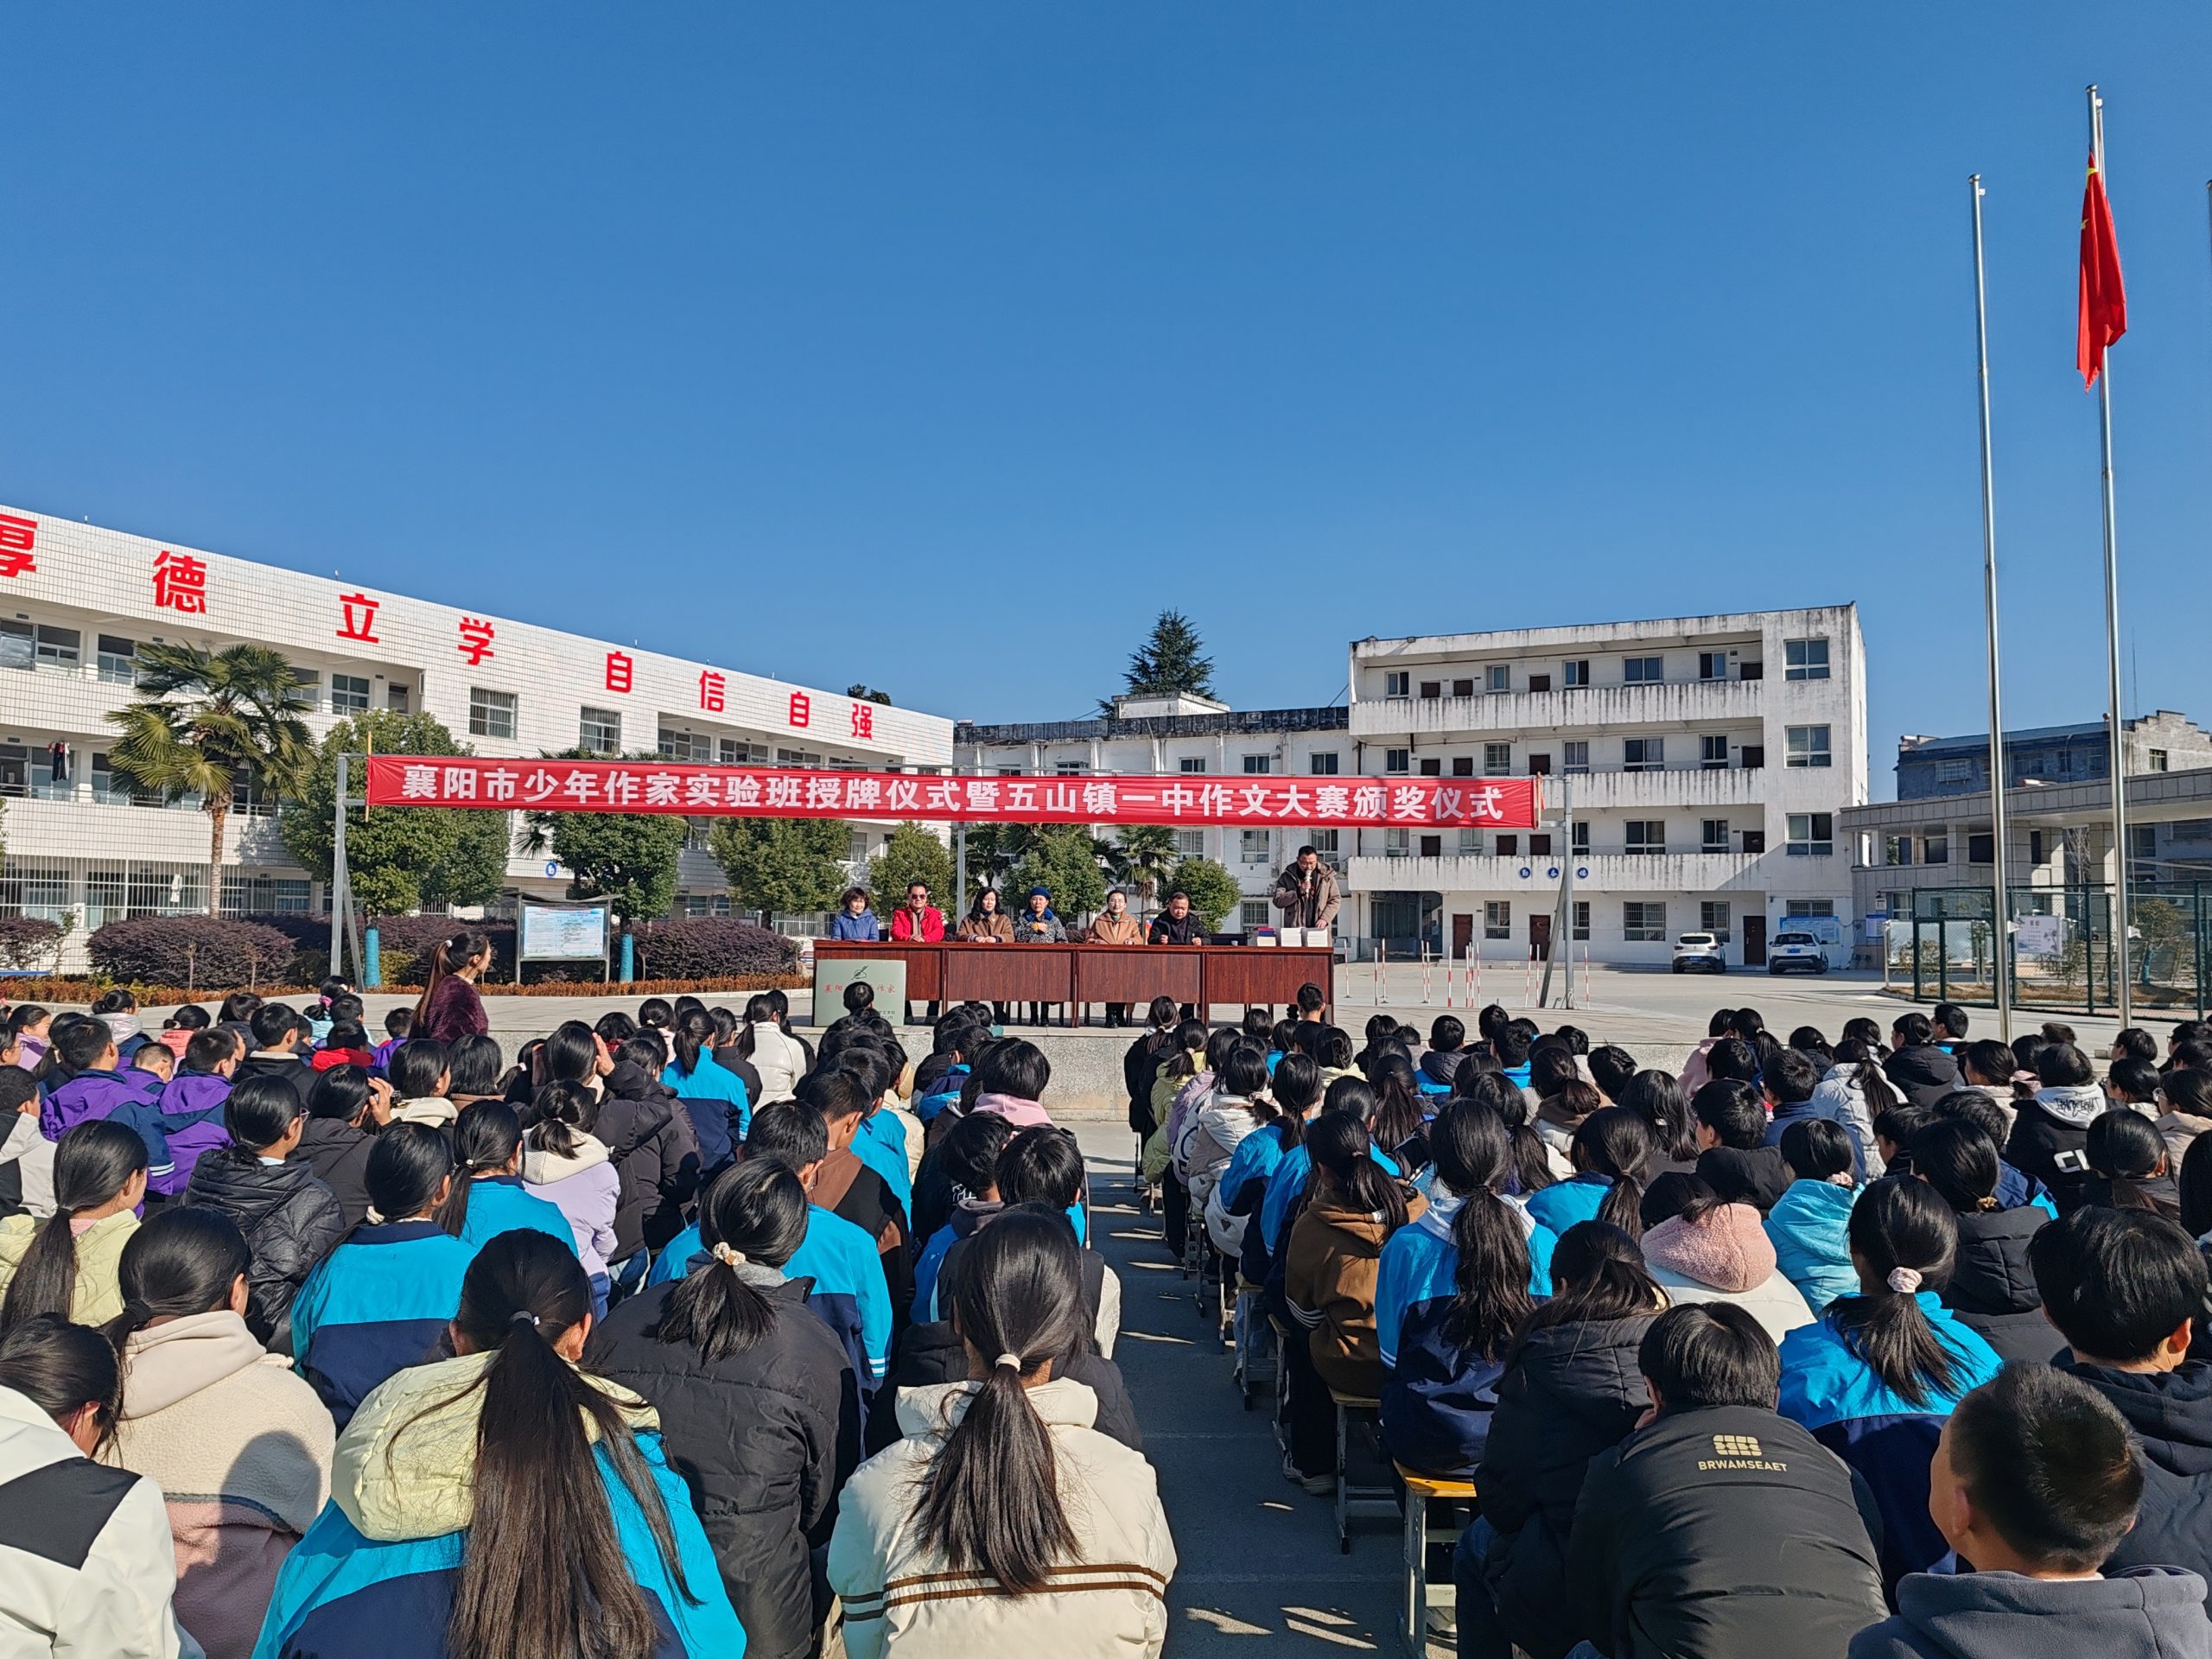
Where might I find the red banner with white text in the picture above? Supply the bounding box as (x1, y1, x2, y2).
(364, 756, 1541, 830)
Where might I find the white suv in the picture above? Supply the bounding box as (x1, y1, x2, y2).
(1671, 932, 1726, 974)
(1767, 931, 1829, 975)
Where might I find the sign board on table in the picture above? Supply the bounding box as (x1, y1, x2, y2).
(810, 957, 908, 1026)
(520, 904, 610, 963)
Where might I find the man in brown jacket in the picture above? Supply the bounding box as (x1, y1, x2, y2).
(1088, 887, 1145, 1027)
(1273, 846, 1341, 934)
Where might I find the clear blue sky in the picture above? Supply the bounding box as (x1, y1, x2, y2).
(5, 7, 2209, 796)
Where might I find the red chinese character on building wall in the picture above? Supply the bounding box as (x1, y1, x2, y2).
(787, 690, 810, 729)
(605, 652, 633, 694)
(456, 616, 496, 665)
(152, 550, 208, 613)
(0, 514, 36, 579)
(700, 671, 727, 713)
(850, 702, 874, 741)
(335, 592, 380, 643)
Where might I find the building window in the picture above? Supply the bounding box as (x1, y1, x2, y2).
(290, 667, 320, 709)
(2028, 829, 2049, 864)
(29, 625, 80, 673)
(1788, 813, 1834, 856)
(1527, 753, 1552, 776)
(1624, 655, 1664, 684)
(1571, 821, 1590, 854)
(219, 874, 314, 918)
(1885, 835, 1914, 868)
(1785, 899, 1836, 918)
(1458, 827, 1484, 855)
(0, 858, 73, 924)
(1484, 742, 1512, 773)
(1786, 725, 1832, 768)
(1624, 902, 1667, 943)
(1452, 677, 1475, 697)
(1419, 680, 1441, 700)
(1625, 819, 1666, 855)
(1174, 829, 1205, 857)
(96, 635, 140, 685)
(387, 683, 410, 712)
(1309, 752, 1340, 775)
(1487, 664, 1510, 692)
(1452, 755, 1474, 777)
(1240, 829, 1270, 865)
(1967, 830, 1995, 864)
(1309, 829, 1342, 869)
(1698, 652, 1729, 681)
(1923, 831, 1949, 865)
(1495, 834, 1519, 856)
(1563, 659, 1591, 688)
(1384, 828, 1410, 858)
(468, 687, 517, 740)
(1701, 818, 1730, 854)
(660, 725, 711, 762)
(1179, 757, 1207, 773)
(1700, 734, 1729, 770)
(2149, 748, 2170, 772)
(1383, 671, 1411, 698)
(1419, 757, 1442, 777)
(1054, 760, 1084, 775)
(1700, 901, 1732, 942)
(1563, 741, 1590, 775)
(1624, 737, 1664, 772)
(1239, 899, 1269, 931)
(1784, 638, 1831, 681)
(1573, 900, 1590, 941)
(328, 673, 370, 715)
(1239, 753, 1270, 776)
(1384, 749, 1410, 774)
(1529, 833, 1553, 856)
(579, 707, 622, 756)
(1484, 901, 1511, 940)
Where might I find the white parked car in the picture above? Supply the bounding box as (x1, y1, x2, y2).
(1671, 932, 1726, 974)
(1767, 930, 1830, 975)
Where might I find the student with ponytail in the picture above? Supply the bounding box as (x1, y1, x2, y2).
(287, 1125, 471, 1427)
(521, 1078, 620, 1316)
(662, 1006, 753, 1146)
(1526, 1107, 1654, 1241)
(1213, 1051, 1318, 1276)
(1376, 1098, 1551, 1478)
(103, 1208, 334, 1659)
(588, 1160, 859, 1659)
(257, 1228, 742, 1659)
(184, 1072, 346, 1348)
(1453, 1065, 1562, 1192)
(1910, 1116, 2061, 1366)
(0, 1120, 147, 1326)
(434, 1100, 577, 1255)
(411, 927, 491, 1046)
(1777, 1176, 2003, 1595)
(829, 1208, 1175, 1657)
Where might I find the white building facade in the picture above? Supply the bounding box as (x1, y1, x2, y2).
(0, 505, 955, 966)
(1346, 607, 1868, 967)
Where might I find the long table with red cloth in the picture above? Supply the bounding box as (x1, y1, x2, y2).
(810, 940, 1336, 1025)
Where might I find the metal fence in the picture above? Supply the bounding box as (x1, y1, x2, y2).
(1897, 881, 2209, 1019)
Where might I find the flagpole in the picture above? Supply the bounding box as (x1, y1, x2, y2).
(2088, 84, 2133, 1026)
(1969, 175, 2013, 1043)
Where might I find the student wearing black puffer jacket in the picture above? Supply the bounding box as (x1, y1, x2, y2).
(286, 1065, 382, 1227)
(183, 1073, 345, 1350)
(1913, 1119, 2063, 1366)
(597, 1052, 701, 1262)
(1458, 1223, 1666, 1659)
(2005, 1043, 2106, 1212)
(586, 1160, 860, 1659)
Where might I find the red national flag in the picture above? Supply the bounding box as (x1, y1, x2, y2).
(2077, 151, 2126, 387)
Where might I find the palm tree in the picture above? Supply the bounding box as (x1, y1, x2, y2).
(106, 644, 315, 916)
(1112, 823, 1179, 918)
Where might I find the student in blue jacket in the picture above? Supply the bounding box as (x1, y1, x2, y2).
(1525, 1109, 1653, 1241)
(1777, 1177, 2003, 1597)
(1259, 1077, 1404, 1264)
(256, 1228, 743, 1659)
(437, 1100, 579, 1257)
(662, 1010, 751, 1147)
(1763, 1119, 1862, 1313)
(289, 1125, 474, 1427)
(1378, 1098, 1556, 1478)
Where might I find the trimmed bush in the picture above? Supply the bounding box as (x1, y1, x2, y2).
(88, 916, 304, 990)
(0, 917, 66, 973)
(364, 916, 518, 987)
(634, 916, 798, 982)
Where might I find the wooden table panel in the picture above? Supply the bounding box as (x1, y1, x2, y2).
(810, 940, 1334, 1025)
(1075, 946, 1203, 1006)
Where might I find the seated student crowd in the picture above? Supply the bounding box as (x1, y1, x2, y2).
(0, 980, 1173, 1659)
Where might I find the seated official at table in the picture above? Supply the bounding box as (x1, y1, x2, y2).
(1015, 887, 1068, 1027)
(892, 882, 945, 1022)
(1089, 888, 1145, 1028)
(830, 887, 880, 941)
(1148, 890, 1204, 946)
(957, 888, 1014, 1023)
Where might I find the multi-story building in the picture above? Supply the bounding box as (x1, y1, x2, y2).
(952, 694, 1351, 931)
(1896, 711, 2210, 800)
(1345, 607, 1868, 966)
(0, 504, 955, 967)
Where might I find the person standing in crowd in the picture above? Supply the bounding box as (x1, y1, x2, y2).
(257, 1228, 744, 1659)
(891, 881, 945, 1023)
(1014, 887, 1068, 1027)
(235, 1006, 317, 1109)
(0, 1314, 200, 1658)
(1567, 1304, 1885, 1659)
(1122, 996, 1183, 1145)
(830, 887, 882, 942)
(588, 1159, 861, 1659)
(2006, 1041, 2107, 1213)
(1851, 1363, 2212, 1658)
(829, 1209, 1176, 1657)
(1764, 1119, 1862, 1313)
(183, 1074, 346, 1350)
(103, 1207, 334, 1659)
(0, 1122, 148, 1327)
(1089, 888, 1144, 1027)
(413, 929, 492, 1047)
(1911, 1116, 2062, 1367)
(1272, 844, 1341, 936)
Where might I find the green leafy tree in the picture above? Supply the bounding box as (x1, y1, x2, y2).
(1109, 823, 1179, 916)
(522, 751, 689, 927)
(1006, 826, 1107, 924)
(957, 822, 1041, 899)
(281, 712, 510, 917)
(711, 817, 851, 921)
(1101, 609, 1215, 715)
(105, 643, 316, 915)
(1167, 855, 1243, 931)
(867, 823, 955, 913)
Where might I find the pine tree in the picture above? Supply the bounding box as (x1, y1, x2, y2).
(1103, 610, 1215, 715)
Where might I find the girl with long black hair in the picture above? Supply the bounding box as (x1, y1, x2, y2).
(183, 1072, 346, 1347)
(1910, 1116, 2062, 1366)
(412, 928, 491, 1046)
(435, 1099, 578, 1255)
(258, 1229, 741, 1659)
(588, 1160, 859, 1659)
(1214, 1052, 1319, 1276)
(1452, 1066, 1559, 1194)
(0, 1120, 146, 1327)
(830, 1208, 1175, 1656)
(1525, 1107, 1652, 1241)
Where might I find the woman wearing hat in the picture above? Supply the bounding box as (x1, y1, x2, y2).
(1015, 888, 1067, 1027)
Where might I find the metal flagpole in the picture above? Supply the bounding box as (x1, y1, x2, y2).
(2089, 86, 2133, 1026)
(1969, 175, 2014, 1043)
(1538, 773, 1574, 1008)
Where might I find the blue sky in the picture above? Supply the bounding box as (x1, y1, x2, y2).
(3, 7, 2209, 795)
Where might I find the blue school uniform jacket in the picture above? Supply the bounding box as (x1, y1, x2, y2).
(851, 1114, 912, 1208)
(1260, 1141, 1402, 1257)
(660, 1055, 751, 1145)
(289, 1221, 475, 1428)
(454, 1175, 579, 1257)
(914, 1065, 967, 1125)
(1524, 1172, 1614, 1237)
(1763, 1179, 1861, 1313)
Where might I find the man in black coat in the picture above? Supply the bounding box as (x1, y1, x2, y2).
(1566, 1304, 1885, 1659)
(2032, 1206, 2212, 1609)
